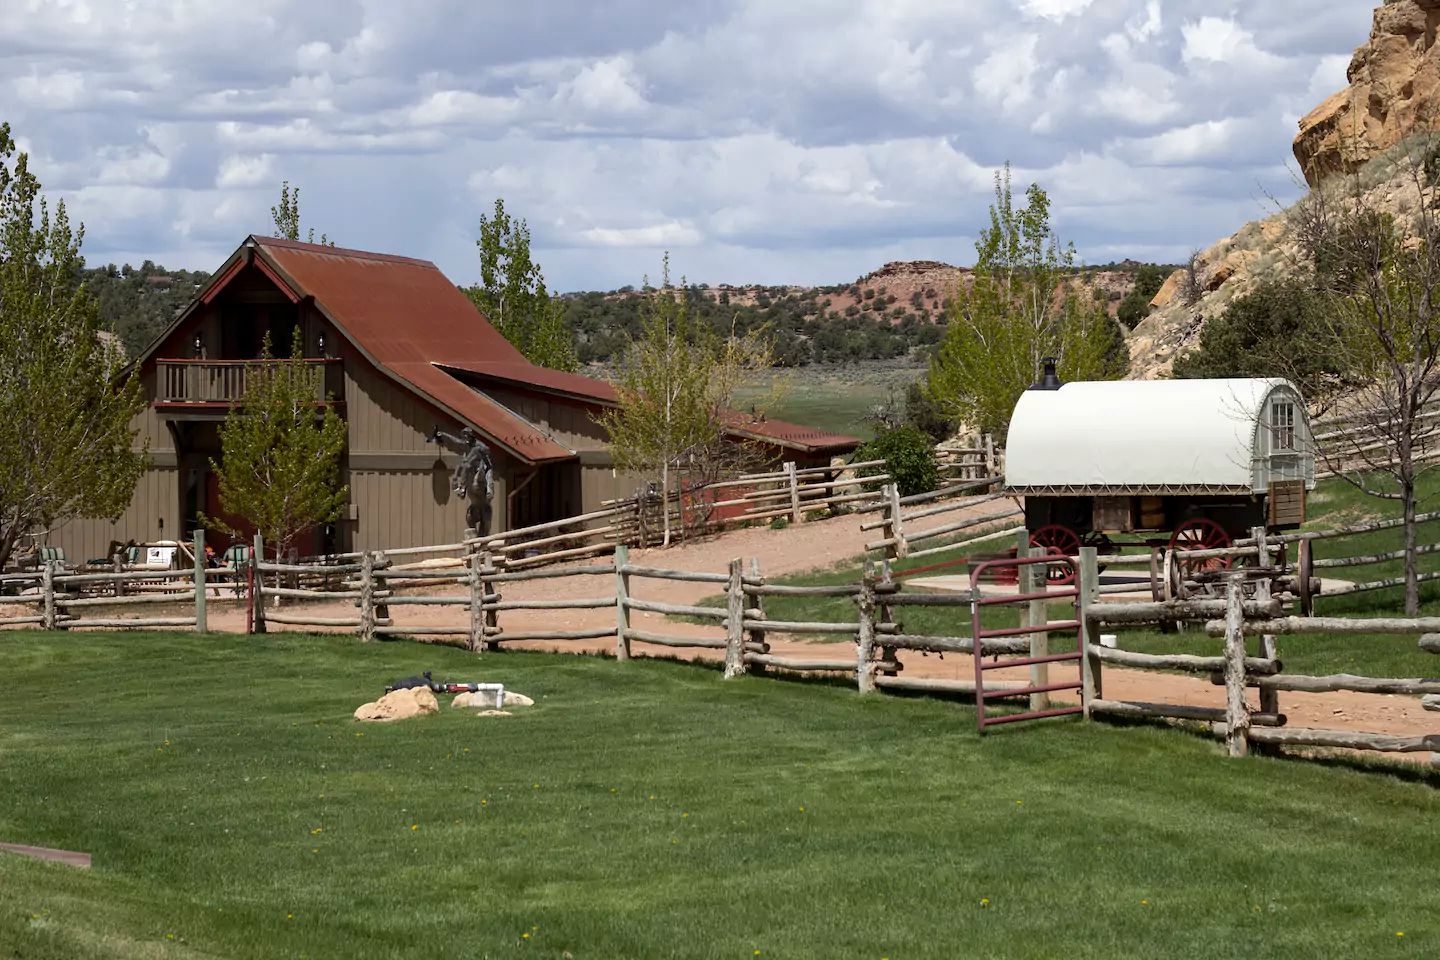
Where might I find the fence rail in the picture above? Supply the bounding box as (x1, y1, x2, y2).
(0, 531, 215, 632)
(1077, 546, 1438, 759)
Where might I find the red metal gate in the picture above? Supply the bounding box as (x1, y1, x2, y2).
(969, 555, 1085, 733)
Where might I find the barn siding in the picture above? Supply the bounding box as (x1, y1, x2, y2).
(347, 467, 473, 552)
(478, 386, 609, 451)
(46, 465, 181, 564)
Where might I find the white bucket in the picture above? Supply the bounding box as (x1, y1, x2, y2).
(1100, 633, 1118, 649)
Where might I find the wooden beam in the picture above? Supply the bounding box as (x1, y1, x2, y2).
(1089, 598, 1280, 624)
(1092, 646, 1281, 675)
(1207, 615, 1440, 637)
(1090, 699, 1285, 726)
(1246, 727, 1440, 753)
(1218, 674, 1440, 696)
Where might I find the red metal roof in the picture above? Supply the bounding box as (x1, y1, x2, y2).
(441, 358, 859, 455)
(718, 409, 862, 454)
(438, 359, 620, 404)
(251, 237, 574, 464)
(162, 236, 858, 463)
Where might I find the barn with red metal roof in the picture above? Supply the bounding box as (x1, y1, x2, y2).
(50, 236, 860, 558)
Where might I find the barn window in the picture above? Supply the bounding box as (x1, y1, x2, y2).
(1271, 400, 1295, 451)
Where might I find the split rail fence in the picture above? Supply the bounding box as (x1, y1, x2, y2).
(1074, 547, 1439, 758)
(863, 477, 1021, 562)
(0, 531, 223, 632)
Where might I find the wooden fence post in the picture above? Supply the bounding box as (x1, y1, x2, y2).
(483, 552, 501, 651)
(614, 544, 631, 661)
(745, 558, 768, 674)
(372, 551, 390, 628)
(1077, 546, 1102, 715)
(193, 529, 208, 635)
(41, 561, 57, 631)
(886, 484, 908, 560)
(723, 558, 747, 678)
(1223, 575, 1251, 758)
(877, 560, 899, 680)
(1024, 545, 1048, 712)
(984, 433, 996, 479)
(251, 533, 266, 634)
(785, 461, 803, 524)
(113, 554, 125, 599)
(467, 547, 485, 653)
(358, 551, 375, 643)
(856, 567, 877, 693)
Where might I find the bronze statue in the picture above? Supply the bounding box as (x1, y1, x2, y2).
(428, 426, 495, 532)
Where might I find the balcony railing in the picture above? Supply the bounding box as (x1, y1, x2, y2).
(157, 359, 344, 405)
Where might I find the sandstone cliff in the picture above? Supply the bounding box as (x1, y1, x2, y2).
(1295, 0, 1440, 186)
(1129, 0, 1440, 379)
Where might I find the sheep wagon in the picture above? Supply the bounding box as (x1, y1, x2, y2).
(1004, 375, 1315, 580)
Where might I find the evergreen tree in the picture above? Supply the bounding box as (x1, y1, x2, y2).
(0, 122, 146, 567)
(206, 330, 348, 562)
(468, 198, 579, 372)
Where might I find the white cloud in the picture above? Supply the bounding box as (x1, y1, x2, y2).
(215, 154, 277, 189)
(1126, 1, 1162, 43)
(1182, 16, 1281, 68)
(404, 90, 521, 127)
(973, 33, 1040, 111)
(553, 57, 650, 118)
(1120, 119, 1240, 165)
(0, 0, 1373, 287)
(1018, 0, 1096, 22)
(580, 221, 703, 247)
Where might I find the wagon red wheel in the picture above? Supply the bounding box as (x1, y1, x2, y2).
(1169, 518, 1233, 575)
(1029, 524, 1081, 585)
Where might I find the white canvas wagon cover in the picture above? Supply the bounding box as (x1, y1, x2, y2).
(1005, 378, 1306, 495)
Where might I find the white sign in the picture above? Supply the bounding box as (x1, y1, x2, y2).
(146, 547, 175, 567)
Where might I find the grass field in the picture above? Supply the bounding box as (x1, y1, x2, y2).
(734, 364, 925, 440)
(1, 629, 1438, 959)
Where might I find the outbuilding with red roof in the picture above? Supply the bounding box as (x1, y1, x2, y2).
(51, 237, 859, 559)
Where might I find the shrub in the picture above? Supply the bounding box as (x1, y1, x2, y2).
(1117, 263, 1168, 328)
(854, 425, 938, 496)
(1171, 278, 1341, 399)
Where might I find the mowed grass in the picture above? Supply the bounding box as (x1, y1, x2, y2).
(2, 631, 1438, 959)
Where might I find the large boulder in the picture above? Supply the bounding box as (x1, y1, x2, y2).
(354, 686, 439, 723)
(453, 689, 534, 709)
(1295, 1, 1440, 186)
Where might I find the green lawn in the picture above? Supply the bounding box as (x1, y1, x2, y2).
(735, 365, 924, 440)
(2, 630, 1437, 959)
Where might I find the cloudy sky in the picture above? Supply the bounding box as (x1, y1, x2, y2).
(2, 0, 1374, 290)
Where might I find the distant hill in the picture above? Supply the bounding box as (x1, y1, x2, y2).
(563, 259, 1161, 368)
(82, 253, 1161, 371)
(83, 262, 210, 358)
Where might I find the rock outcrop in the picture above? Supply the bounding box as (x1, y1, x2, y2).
(354, 686, 439, 722)
(452, 689, 534, 709)
(1294, 0, 1440, 186)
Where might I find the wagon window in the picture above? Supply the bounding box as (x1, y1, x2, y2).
(1271, 401, 1295, 452)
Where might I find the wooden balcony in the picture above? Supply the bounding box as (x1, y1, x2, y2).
(156, 359, 344, 407)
